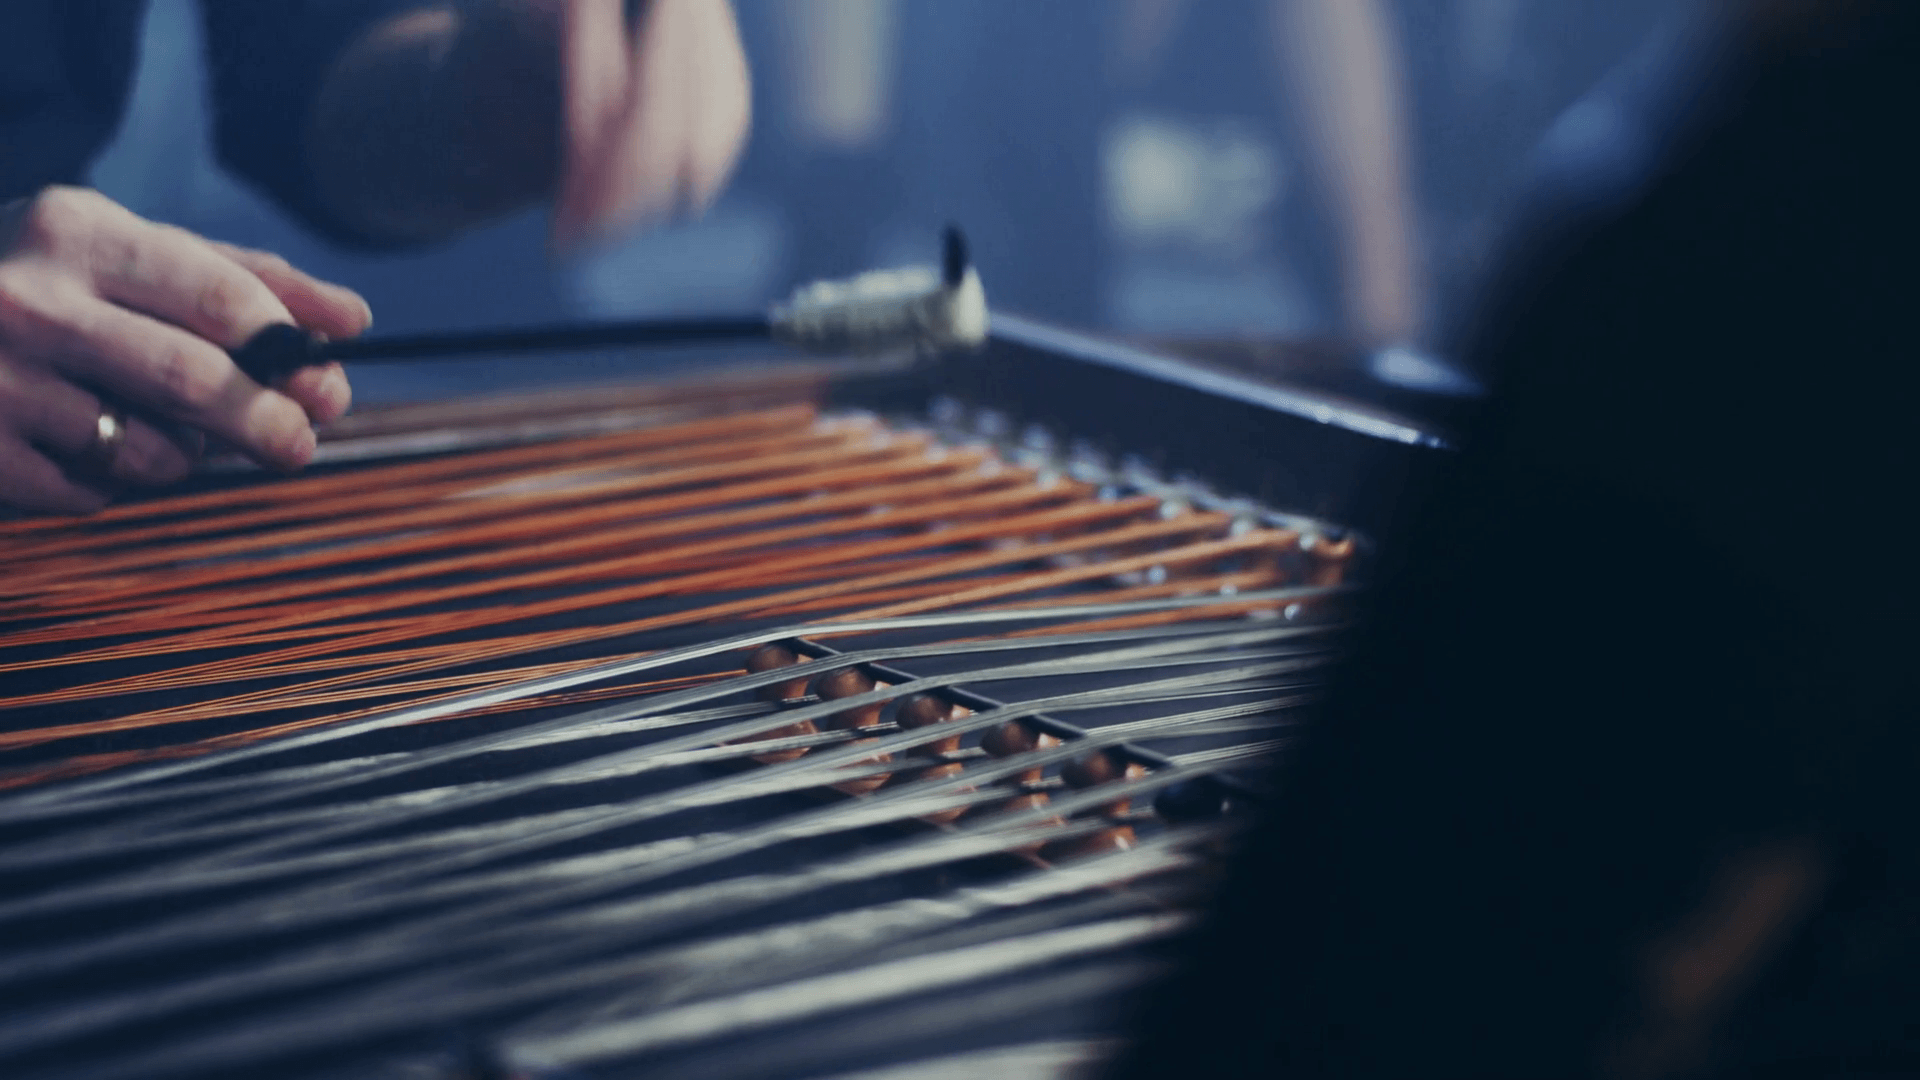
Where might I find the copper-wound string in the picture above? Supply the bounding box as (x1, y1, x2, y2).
(5, 445, 999, 622)
(0, 405, 821, 555)
(0, 451, 1011, 641)
(0, 406, 1337, 806)
(0, 511, 1269, 719)
(0, 478, 1117, 688)
(0, 420, 878, 593)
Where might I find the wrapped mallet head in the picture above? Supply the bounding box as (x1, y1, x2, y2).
(770, 226, 989, 356)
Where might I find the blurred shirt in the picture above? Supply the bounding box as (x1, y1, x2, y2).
(1116, 3, 1920, 1076)
(0, 0, 414, 244)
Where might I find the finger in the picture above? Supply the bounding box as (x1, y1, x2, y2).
(552, 0, 637, 249)
(82, 217, 297, 350)
(0, 438, 109, 516)
(277, 361, 352, 425)
(203, 246, 358, 424)
(110, 417, 201, 486)
(572, 0, 694, 239)
(681, 0, 751, 213)
(563, 0, 631, 147)
(46, 295, 315, 470)
(0, 362, 195, 486)
(208, 242, 373, 340)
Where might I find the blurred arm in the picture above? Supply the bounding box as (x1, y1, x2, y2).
(210, 1, 748, 250)
(1269, 0, 1426, 345)
(778, 0, 900, 151)
(201, 0, 442, 247)
(301, 3, 565, 246)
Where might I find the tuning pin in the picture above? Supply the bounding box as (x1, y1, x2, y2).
(979, 721, 1066, 851)
(812, 667, 894, 795)
(746, 643, 812, 701)
(892, 694, 971, 825)
(1046, 749, 1149, 860)
(1301, 531, 1357, 586)
(739, 644, 819, 763)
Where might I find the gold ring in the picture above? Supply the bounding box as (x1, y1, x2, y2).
(85, 406, 128, 472)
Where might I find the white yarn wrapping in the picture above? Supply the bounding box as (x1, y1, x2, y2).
(770, 264, 989, 355)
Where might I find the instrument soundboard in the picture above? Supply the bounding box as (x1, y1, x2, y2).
(0, 318, 1448, 1080)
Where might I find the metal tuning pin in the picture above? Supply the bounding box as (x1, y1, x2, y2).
(1047, 749, 1149, 860)
(891, 694, 971, 825)
(740, 644, 818, 764)
(979, 720, 1066, 853)
(811, 667, 893, 795)
(745, 644, 811, 702)
(1300, 531, 1359, 587)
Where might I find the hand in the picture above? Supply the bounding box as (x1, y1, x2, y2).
(308, 1, 749, 248)
(550, 0, 751, 249)
(0, 187, 370, 515)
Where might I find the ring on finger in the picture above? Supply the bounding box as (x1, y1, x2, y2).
(83, 405, 128, 473)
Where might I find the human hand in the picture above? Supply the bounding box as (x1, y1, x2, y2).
(549, 0, 751, 249)
(0, 187, 370, 514)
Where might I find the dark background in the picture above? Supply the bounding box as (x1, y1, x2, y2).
(87, 0, 1674, 405)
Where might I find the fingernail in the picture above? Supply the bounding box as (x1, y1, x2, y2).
(323, 365, 352, 414)
(328, 286, 372, 331)
(287, 426, 317, 468)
